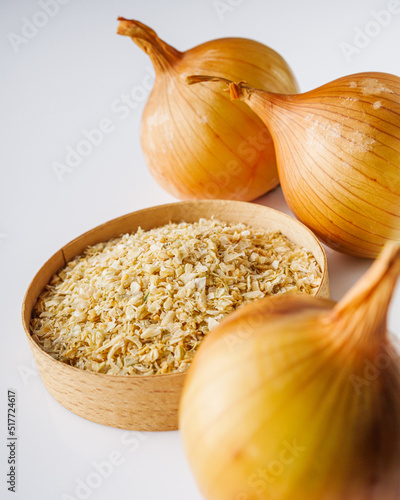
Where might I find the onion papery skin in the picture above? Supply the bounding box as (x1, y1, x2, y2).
(117, 19, 299, 201)
(180, 296, 400, 500)
(188, 72, 400, 257)
(180, 243, 400, 499)
(250, 74, 400, 258)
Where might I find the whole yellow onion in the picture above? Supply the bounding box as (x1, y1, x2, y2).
(180, 243, 400, 500)
(117, 18, 298, 201)
(188, 73, 400, 257)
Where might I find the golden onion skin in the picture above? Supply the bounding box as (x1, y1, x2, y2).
(117, 19, 298, 201)
(180, 244, 400, 500)
(189, 73, 400, 257)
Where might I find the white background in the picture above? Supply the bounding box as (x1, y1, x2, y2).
(1, 0, 400, 499)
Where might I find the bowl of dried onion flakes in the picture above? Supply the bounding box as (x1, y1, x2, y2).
(22, 200, 329, 431)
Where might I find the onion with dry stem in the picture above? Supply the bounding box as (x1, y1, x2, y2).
(180, 242, 400, 500)
(117, 18, 298, 201)
(188, 73, 400, 257)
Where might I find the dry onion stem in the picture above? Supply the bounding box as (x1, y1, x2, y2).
(180, 242, 400, 500)
(31, 219, 321, 375)
(187, 73, 400, 257)
(117, 18, 298, 201)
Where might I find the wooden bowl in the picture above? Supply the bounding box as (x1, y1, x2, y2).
(21, 200, 329, 431)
